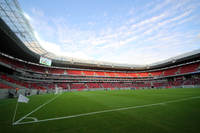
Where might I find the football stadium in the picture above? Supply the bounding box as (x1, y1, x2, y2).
(0, 0, 200, 133)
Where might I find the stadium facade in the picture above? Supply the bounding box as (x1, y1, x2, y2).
(0, 0, 200, 99)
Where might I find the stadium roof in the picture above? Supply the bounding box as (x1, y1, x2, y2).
(0, 0, 200, 70)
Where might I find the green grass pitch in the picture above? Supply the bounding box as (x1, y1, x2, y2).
(0, 88, 200, 133)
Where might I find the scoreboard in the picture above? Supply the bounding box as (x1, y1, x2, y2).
(39, 56, 52, 66)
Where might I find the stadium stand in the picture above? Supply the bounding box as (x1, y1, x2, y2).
(48, 68, 65, 74)
(57, 83, 68, 89)
(163, 67, 179, 76)
(87, 83, 101, 88)
(0, 0, 200, 99)
(0, 82, 13, 89)
(83, 71, 95, 76)
(139, 72, 149, 77)
(105, 72, 116, 77)
(127, 73, 138, 77)
(67, 70, 83, 76)
(115, 72, 127, 77)
(1, 54, 200, 80)
(70, 83, 86, 89)
(95, 72, 106, 76)
(179, 63, 200, 74)
(0, 74, 46, 90)
(29, 65, 46, 73)
(151, 71, 163, 77)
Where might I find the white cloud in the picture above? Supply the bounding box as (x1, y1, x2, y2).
(128, 8, 134, 15)
(34, 31, 92, 60)
(198, 34, 200, 38)
(88, 21, 96, 26)
(23, 12, 32, 21)
(25, 0, 200, 65)
(31, 8, 44, 17)
(103, 12, 107, 17)
(34, 31, 61, 54)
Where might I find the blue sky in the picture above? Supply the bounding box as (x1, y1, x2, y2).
(19, 0, 200, 65)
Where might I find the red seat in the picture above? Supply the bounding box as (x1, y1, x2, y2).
(70, 83, 86, 89)
(49, 68, 65, 74)
(0, 82, 13, 89)
(95, 72, 105, 76)
(83, 71, 95, 76)
(67, 70, 83, 75)
(164, 67, 179, 76)
(180, 63, 199, 74)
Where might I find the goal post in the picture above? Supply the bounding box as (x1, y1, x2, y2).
(55, 87, 63, 94)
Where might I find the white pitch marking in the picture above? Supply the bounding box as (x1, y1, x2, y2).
(13, 96, 200, 125)
(13, 94, 61, 125)
(26, 117, 38, 122)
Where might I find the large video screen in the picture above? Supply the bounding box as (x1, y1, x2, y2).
(39, 56, 52, 66)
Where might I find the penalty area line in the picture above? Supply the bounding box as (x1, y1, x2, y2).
(13, 96, 200, 125)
